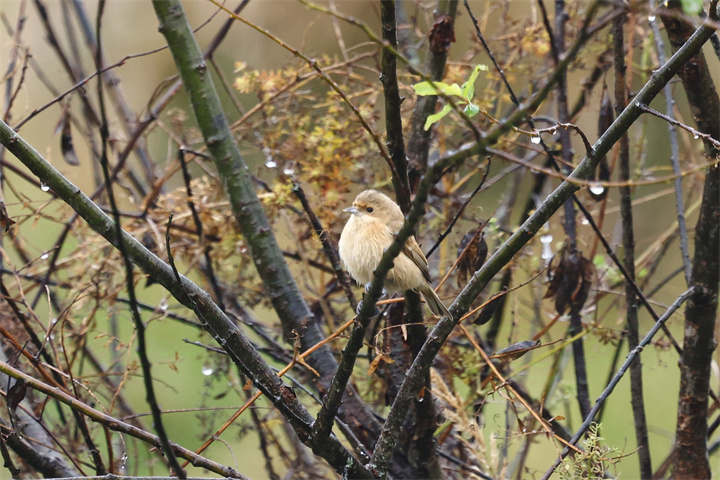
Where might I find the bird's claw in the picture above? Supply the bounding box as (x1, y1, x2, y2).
(363, 282, 387, 299)
(355, 299, 381, 318)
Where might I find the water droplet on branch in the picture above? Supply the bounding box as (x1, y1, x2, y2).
(589, 184, 605, 196)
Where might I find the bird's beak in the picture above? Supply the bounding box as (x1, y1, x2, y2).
(343, 206, 359, 215)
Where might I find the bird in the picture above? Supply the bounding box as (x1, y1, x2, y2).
(338, 189, 451, 318)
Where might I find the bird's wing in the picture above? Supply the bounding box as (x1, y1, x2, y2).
(402, 236, 433, 284)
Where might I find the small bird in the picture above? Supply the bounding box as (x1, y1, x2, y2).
(338, 189, 451, 318)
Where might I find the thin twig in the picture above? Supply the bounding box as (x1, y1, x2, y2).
(208, 0, 398, 179)
(639, 103, 720, 149)
(426, 157, 490, 258)
(369, 12, 719, 476)
(648, 4, 693, 287)
(178, 149, 225, 311)
(0, 360, 248, 478)
(380, 0, 411, 211)
(540, 287, 697, 479)
(464, 0, 519, 106)
(95, 1, 181, 476)
(614, 11, 652, 477)
(291, 183, 356, 310)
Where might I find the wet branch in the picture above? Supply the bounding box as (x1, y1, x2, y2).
(613, 11, 651, 478)
(541, 287, 698, 479)
(368, 12, 719, 476)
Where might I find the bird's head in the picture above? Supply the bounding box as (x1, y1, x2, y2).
(343, 189, 402, 226)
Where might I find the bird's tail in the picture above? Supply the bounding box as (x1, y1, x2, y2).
(420, 285, 452, 319)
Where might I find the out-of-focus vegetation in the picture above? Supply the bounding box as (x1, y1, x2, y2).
(0, 0, 717, 479)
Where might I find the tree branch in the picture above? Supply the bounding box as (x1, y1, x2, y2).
(614, 10, 651, 477)
(368, 10, 719, 476)
(380, 0, 411, 210)
(542, 287, 698, 478)
(660, 1, 720, 477)
(0, 117, 372, 478)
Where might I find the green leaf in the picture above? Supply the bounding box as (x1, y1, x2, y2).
(424, 104, 453, 130)
(414, 81, 451, 96)
(461, 64, 488, 101)
(680, 0, 703, 15)
(464, 103, 480, 117)
(413, 81, 463, 97)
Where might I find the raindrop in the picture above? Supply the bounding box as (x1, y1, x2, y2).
(581, 218, 590, 225)
(201, 365, 214, 376)
(540, 234, 553, 261)
(589, 184, 605, 196)
(158, 299, 168, 312)
(694, 134, 700, 139)
(530, 134, 541, 144)
(40, 253, 49, 260)
(551, 128, 558, 135)
(40, 183, 50, 192)
(283, 167, 295, 175)
(648, 14, 656, 21)
(265, 159, 277, 168)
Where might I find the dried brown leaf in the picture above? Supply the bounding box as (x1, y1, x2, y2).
(545, 244, 595, 315)
(0, 200, 15, 234)
(56, 110, 80, 166)
(457, 228, 488, 285)
(7, 378, 26, 413)
(491, 340, 541, 362)
(429, 15, 456, 53)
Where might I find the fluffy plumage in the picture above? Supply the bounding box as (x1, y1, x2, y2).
(338, 189, 451, 318)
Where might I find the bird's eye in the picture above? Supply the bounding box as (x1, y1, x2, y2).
(366, 207, 374, 213)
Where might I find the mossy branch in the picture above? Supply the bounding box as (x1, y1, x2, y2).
(152, 0, 382, 461)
